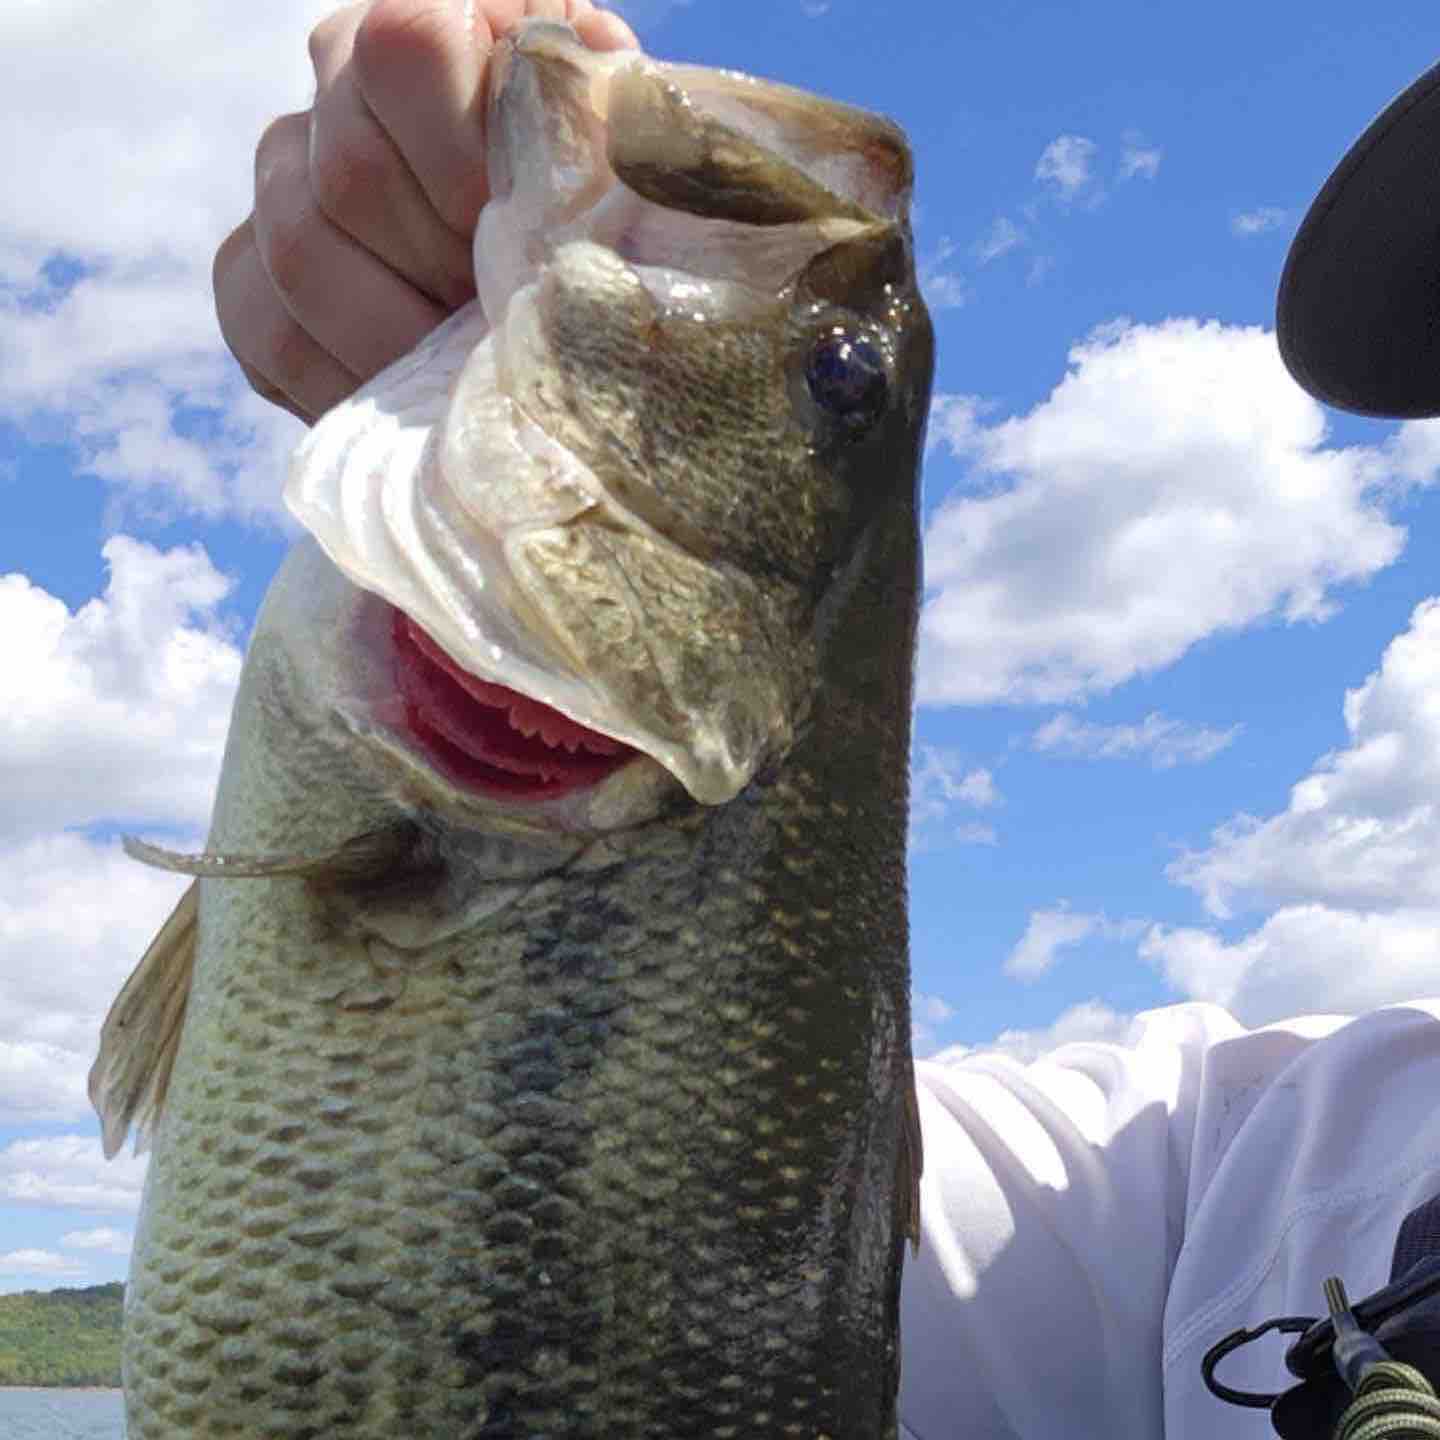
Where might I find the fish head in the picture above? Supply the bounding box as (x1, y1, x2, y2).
(283, 21, 933, 833)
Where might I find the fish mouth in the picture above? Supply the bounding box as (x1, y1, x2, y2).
(390, 606, 639, 801)
(285, 20, 915, 808)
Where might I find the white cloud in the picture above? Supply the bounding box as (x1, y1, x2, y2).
(923, 272, 968, 311)
(964, 774, 1000, 808)
(0, 832, 191, 1123)
(1006, 906, 1100, 979)
(1232, 207, 1289, 237)
(919, 319, 1434, 706)
(1171, 599, 1440, 918)
(1036, 135, 1098, 201)
(61, 1226, 133, 1257)
(0, 269, 307, 518)
(926, 394, 995, 458)
(930, 1000, 1133, 1066)
(1, 537, 241, 842)
(0, 1043, 91, 1127)
(1140, 590, 1440, 1025)
(910, 747, 1002, 849)
(1006, 906, 1145, 980)
(1383, 419, 1440, 493)
(800, 0, 832, 14)
(975, 216, 1024, 264)
(0, 542, 220, 1127)
(919, 238, 967, 311)
(1141, 907, 1440, 1027)
(0, 1249, 85, 1278)
(0, 1137, 147, 1213)
(0, 2, 330, 270)
(912, 990, 958, 1056)
(1032, 711, 1240, 768)
(1026, 254, 1055, 287)
(1119, 136, 1162, 181)
(915, 993, 957, 1026)
(0, 0, 329, 520)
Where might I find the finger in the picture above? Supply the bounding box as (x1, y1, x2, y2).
(526, 1, 638, 46)
(310, 23, 476, 309)
(351, 0, 503, 235)
(214, 221, 361, 424)
(236, 359, 313, 426)
(307, 2, 367, 78)
(573, 7, 640, 49)
(350, 0, 638, 239)
(253, 112, 449, 382)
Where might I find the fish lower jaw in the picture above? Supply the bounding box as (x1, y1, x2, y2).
(347, 696, 684, 839)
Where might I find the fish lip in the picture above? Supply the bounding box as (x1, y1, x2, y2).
(492, 17, 915, 223)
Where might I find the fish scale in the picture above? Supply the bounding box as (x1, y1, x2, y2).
(120, 697, 911, 1438)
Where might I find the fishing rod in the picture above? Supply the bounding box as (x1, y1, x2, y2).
(1203, 1259, 1440, 1439)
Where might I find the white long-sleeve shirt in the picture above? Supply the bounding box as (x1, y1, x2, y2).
(898, 1001, 1440, 1439)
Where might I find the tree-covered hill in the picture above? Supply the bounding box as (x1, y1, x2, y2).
(0, 1282, 122, 1387)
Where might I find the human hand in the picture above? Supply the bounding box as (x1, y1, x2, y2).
(214, 0, 639, 424)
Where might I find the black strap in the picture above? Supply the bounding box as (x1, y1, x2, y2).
(1268, 1190, 1440, 1439)
(1373, 1193, 1440, 1373)
(1393, 1193, 1440, 1282)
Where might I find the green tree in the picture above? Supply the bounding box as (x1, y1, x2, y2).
(0, 1283, 123, 1387)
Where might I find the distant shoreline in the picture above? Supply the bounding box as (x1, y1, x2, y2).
(0, 1385, 123, 1393)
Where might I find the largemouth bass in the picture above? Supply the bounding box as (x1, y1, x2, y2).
(92, 21, 933, 1438)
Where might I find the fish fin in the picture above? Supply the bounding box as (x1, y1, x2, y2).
(121, 823, 429, 883)
(898, 1058, 924, 1255)
(89, 880, 199, 1160)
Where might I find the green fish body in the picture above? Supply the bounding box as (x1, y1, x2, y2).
(94, 22, 933, 1438)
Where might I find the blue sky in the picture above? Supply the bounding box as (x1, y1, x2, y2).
(4, 0, 1440, 1292)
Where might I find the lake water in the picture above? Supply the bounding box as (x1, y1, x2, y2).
(0, 1389, 125, 1437)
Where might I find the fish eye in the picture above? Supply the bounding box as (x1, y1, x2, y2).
(805, 328, 889, 429)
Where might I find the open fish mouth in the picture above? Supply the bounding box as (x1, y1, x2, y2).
(286, 20, 916, 807)
(391, 606, 639, 801)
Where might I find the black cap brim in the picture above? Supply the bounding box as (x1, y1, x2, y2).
(1277, 61, 1440, 419)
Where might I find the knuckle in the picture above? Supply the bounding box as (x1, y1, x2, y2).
(307, 11, 344, 69)
(213, 223, 262, 364)
(238, 360, 292, 414)
(211, 221, 251, 297)
(353, 0, 460, 87)
(309, 119, 392, 234)
(303, 3, 360, 68)
(252, 305, 327, 404)
(267, 323, 318, 394)
(254, 196, 322, 303)
(252, 120, 322, 303)
(254, 111, 308, 195)
(206, 220, 335, 422)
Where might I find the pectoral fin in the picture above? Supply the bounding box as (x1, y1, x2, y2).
(120, 824, 426, 882)
(899, 1059, 923, 1254)
(89, 881, 198, 1160)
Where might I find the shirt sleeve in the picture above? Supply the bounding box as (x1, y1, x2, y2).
(897, 1001, 1244, 1440)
